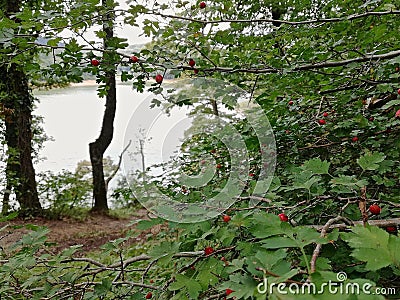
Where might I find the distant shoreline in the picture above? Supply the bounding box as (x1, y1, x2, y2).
(70, 80, 98, 87)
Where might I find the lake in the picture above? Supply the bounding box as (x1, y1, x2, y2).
(34, 82, 151, 174)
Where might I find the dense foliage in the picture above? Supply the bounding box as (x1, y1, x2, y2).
(1, 0, 400, 299)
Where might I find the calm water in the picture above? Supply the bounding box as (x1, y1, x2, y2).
(34, 83, 150, 173)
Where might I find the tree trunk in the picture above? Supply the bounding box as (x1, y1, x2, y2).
(1, 0, 41, 217)
(1, 64, 42, 215)
(89, 3, 116, 212)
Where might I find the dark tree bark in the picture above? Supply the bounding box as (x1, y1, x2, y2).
(210, 99, 219, 116)
(1, 65, 42, 215)
(89, 3, 117, 212)
(0, 0, 41, 215)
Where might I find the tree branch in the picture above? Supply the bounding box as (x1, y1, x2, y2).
(105, 140, 132, 190)
(310, 217, 400, 231)
(147, 10, 400, 26)
(310, 216, 350, 273)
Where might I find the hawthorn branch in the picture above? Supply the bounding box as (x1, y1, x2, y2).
(147, 10, 400, 26)
(297, 124, 399, 151)
(310, 217, 400, 231)
(310, 215, 349, 273)
(187, 40, 218, 68)
(359, 186, 368, 227)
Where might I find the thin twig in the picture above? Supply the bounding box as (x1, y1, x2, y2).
(105, 140, 132, 190)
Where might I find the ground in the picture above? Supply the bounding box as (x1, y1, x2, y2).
(0, 209, 159, 255)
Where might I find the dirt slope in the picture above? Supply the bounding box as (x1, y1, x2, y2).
(0, 209, 152, 255)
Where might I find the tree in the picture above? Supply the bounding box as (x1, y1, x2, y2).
(88, 0, 119, 213)
(0, 0, 42, 215)
(119, 0, 400, 296)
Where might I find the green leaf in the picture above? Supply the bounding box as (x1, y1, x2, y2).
(342, 226, 400, 271)
(134, 218, 164, 230)
(255, 249, 287, 269)
(357, 151, 386, 171)
(225, 274, 258, 299)
(94, 278, 112, 296)
(330, 175, 368, 187)
(149, 241, 181, 260)
(186, 277, 203, 299)
(169, 274, 202, 299)
(250, 213, 287, 238)
(380, 100, 400, 110)
(302, 158, 330, 175)
(196, 259, 221, 286)
(261, 236, 298, 249)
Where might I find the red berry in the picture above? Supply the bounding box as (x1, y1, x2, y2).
(204, 246, 214, 255)
(288, 100, 294, 105)
(189, 59, 196, 67)
(318, 119, 326, 125)
(398, 88, 400, 95)
(395, 109, 400, 118)
(369, 116, 374, 121)
(249, 173, 255, 177)
(145, 292, 152, 299)
(369, 204, 381, 215)
(194, 68, 199, 74)
(130, 55, 139, 63)
(278, 213, 288, 222)
(199, 1, 206, 8)
(226, 289, 234, 296)
(386, 226, 397, 233)
(216, 163, 222, 169)
(210, 149, 216, 153)
(149, 279, 154, 283)
(351, 136, 359, 142)
(323, 112, 328, 117)
(90, 59, 100, 66)
(222, 215, 231, 223)
(155, 74, 163, 84)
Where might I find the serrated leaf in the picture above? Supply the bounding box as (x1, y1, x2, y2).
(225, 274, 257, 299)
(357, 151, 386, 171)
(169, 274, 202, 299)
(330, 175, 368, 187)
(380, 100, 400, 110)
(250, 213, 287, 238)
(255, 249, 287, 270)
(342, 226, 397, 271)
(149, 241, 181, 259)
(302, 158, 330, 175)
